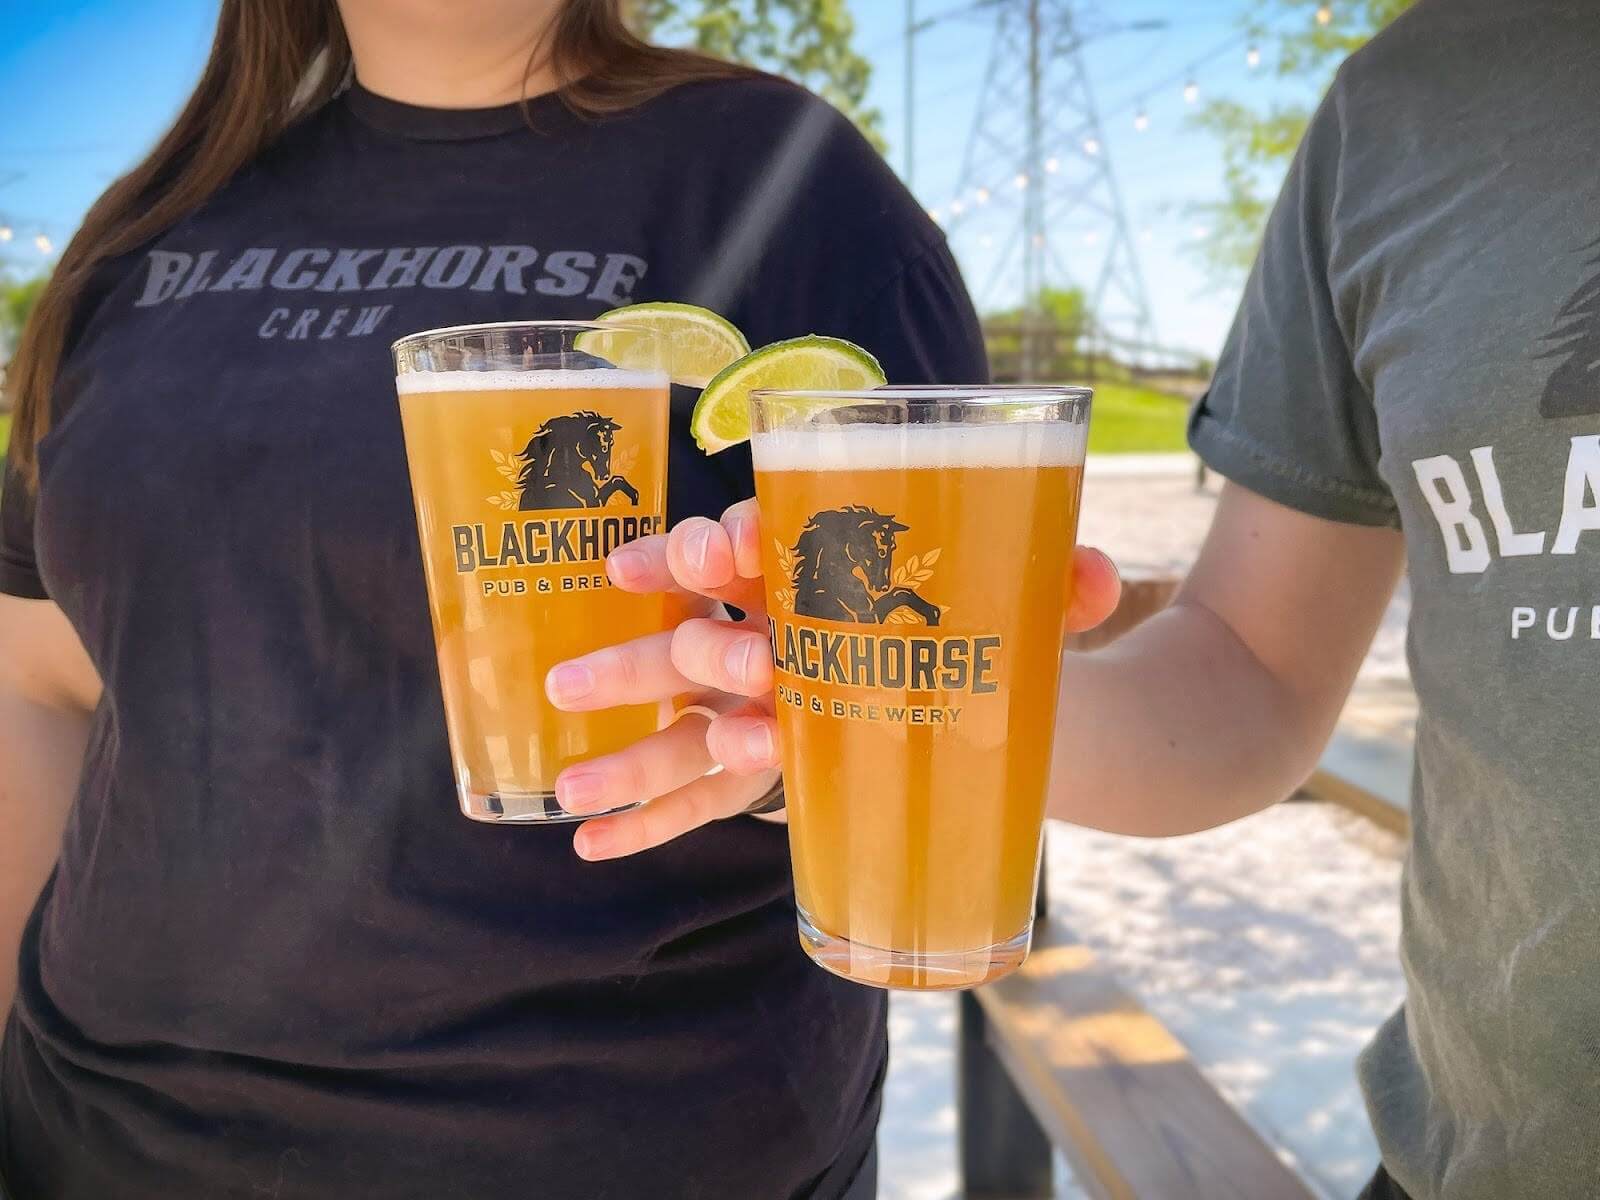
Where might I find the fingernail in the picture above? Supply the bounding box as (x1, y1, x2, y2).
(548, 663, 594, 702)
(744, 725, 774, 763)
(685, 523, 712, 573)
(726, 516, 748, 553)
(558, 772, 604, 813)
(724, 637, 754, 687)
(576, 827, 610, 859)
(609, 547, 647, 583)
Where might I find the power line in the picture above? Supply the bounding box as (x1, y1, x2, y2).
(938, 0, 1158, 371)
(1101, 31, 1252, 120)
(911, 3, 1313, 184)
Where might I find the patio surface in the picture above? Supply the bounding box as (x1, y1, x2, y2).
(877, 453, 1414, 1199)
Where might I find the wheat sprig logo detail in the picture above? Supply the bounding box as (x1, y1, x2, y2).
(610, 444, 641, 478)
(485, 449, 522, 510)
(772, 539, 799, 613)
(883, 548, 943, 624)
(783, 507, 942, 626)
(490, 449, 519, 481)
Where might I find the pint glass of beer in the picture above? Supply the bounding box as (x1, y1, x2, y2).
(751, 387, 1090, 989)
(393, 321, 670, 823)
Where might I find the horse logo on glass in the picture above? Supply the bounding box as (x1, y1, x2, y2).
(485, 411, 640, 511)
(774, 507, 942, 626)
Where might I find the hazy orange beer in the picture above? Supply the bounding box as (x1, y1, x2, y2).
(750, 387, 1091, 988)
(393, 321, 670, 822)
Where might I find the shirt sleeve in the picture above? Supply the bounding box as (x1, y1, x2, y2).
(702, 83, 989, 389)
(1188, 79, 1398, 528)
(843, 237, 990, 387)
(0, 453, 48, 600)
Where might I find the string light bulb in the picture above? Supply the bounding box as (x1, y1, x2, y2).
(1082, 138, 1100, 156)
(928, 208, 943, 225)
(34, 234, 52, 254)
(1183, 80, 1200, 104)
(1014, 172, 1030, 190)
(1045, 156, 1061, 174)
(975, 186, 991, 206)
(0, 225, 12, 242)
(1315, 4, 1332, 25)
(1134, 110, 1150, 132)
(950, 199, 965, 216)
(1246, 45, 1262, 68)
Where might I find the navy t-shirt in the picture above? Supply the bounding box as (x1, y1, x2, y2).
(0, 78, 986, 1199)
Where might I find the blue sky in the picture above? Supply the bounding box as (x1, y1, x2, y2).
(0, 0, 1325, 354)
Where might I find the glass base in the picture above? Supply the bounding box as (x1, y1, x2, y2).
(797, 908, 1032, 991)
(460, 788, 643, 825)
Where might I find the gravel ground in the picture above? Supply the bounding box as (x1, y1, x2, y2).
(1076, 457, 1412, 682)
(877, 455, 1414, 1200)
(881, 805, 1406, 1200)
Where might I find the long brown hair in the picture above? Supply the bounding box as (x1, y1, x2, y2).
(5, 1, 752, 484)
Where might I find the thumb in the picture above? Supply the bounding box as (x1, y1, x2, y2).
(1066, 547, 1121, 633)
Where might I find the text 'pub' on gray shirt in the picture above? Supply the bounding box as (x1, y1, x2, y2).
(1191, 3, 1600, 1197)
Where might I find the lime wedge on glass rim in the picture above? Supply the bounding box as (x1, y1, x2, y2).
(579, 301, 751, 389)
(690, 336, 887, 454)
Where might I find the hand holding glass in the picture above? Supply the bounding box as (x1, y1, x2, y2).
(749, 386, 1091, 989)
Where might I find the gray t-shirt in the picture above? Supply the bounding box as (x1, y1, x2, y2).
(1191, 3, 1600, 1196)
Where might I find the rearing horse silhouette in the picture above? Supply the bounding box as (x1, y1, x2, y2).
(1538, 236, 1600, 418)
(792, 506, 941, 626)
(516, 411, 639, 510)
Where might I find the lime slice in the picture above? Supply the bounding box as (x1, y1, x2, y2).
(691, 335, 886, 454)
(579, 302, 751, 389)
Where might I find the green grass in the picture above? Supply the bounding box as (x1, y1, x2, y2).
(0, 389, 1183, 473)
(1085, 382, 1192, 455)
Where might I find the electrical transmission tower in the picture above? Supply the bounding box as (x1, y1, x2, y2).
(948, 0, 1157, 377)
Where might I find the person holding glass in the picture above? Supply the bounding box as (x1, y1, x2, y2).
(563, 6, 1600, 1200)
(0, 2, 1028, 1197)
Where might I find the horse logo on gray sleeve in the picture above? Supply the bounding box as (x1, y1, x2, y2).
(1539, 242, 1600, 418)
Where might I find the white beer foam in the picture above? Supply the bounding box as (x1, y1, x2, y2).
(396, 368, 669, 395)
(751, 421, 1088, 471)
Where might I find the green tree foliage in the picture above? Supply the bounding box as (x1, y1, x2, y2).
(0, 275, 46, 353)
(629, 0, 883, 149)
(1190, 0, 1414, 280)
(1, 276, 46, 463)
(983, 286, 1089, 376)
(986, 287, 1088, 340)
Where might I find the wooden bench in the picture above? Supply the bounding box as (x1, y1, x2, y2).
(1302, 681, 1414, 836)
(959, 919, 1320, 1199)
(957, 573, 1318, 1199)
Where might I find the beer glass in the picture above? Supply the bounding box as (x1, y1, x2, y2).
(750, 386, 1091, 989)
(393, 321, 670, 823)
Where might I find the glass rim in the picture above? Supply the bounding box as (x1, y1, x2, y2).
(749, 384, 1091, 407)
(389, 318, 652, 357)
